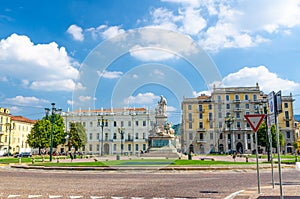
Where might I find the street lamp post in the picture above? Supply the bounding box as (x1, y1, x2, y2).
(6, 122, 15, 156)
(98, 115, 105, 156)
(118, 127, 125, 155)
(45, 103, 62, 162)
(225, 112, 235, 153)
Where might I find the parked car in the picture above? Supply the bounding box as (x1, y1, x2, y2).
(15, 152, 32, 158)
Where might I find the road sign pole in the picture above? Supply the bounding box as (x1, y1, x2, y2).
(244, 114, 265, 195)
(276, 115, 284, 199)
(255, 130, 261, 194)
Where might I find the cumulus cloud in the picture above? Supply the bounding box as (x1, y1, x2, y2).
(222, 65, 300, 94)
(193, 66, 300, 97)
(124, 92, 160, 105)
(86, 25, 125, 40)
(5, 96, 49, 105)
(0, 34, 79, 91)
(67, 24, 84, 41)
(146, 0, 300, 52)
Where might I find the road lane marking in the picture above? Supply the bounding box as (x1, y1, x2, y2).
(28, 195, 42, 198)
(49, 196, 63, 198)
(70, 196, 83, 199)
(8, 195, 21, 198)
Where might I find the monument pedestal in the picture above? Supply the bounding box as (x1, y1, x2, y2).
(143, 135, 180, 158)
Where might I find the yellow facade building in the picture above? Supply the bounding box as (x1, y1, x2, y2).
(182, 84, 297, 154)
(0, 108, 35, 155)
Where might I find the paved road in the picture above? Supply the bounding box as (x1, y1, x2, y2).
(0, 166, 299, 198)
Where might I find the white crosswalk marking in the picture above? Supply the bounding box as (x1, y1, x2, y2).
(28, 195, 42, 198)
(90, 197, 104, 199)
(111, 197, 124, 199)
(49, 196, 63, 198)
(70, 196, 83, 199)
(8, 195, 21, 198)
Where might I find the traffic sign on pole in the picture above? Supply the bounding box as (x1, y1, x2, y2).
(244, 114, 265, 132)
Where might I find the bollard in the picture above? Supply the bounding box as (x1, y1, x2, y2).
(18, 157, 21, 164)
(31, 158, 35, 164)
(57, 157, 59, 163)
(42, 156, 45, 162)
(116, 154, 120, 160)
(246, 156, 249, 162)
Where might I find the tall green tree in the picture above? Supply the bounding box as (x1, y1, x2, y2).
(27, 115, 66, 154)
(257, 123, 285, 152)
(68, 122, 87, 151)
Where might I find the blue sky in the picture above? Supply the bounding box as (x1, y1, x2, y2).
(1, 0, 300, 123)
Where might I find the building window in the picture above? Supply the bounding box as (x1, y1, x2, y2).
(253, 94, 257, 101)
(217, 95, 222, 102)
(286, 121, 290, 128)
(135, 133, 139, 139)
(226, 104, 230, 109)
(96, 144, 100, 151)
(96, 133, 100, 140)
(199, 113, 203, 119)
(188, 104, 192, 110)
(135, 144, 139, 151)
(287, 131, 291, 139)
(236, 112, 240, 119)
(210, 132, 213, 140)
(248, 143, 251, 150)
(237, 134, 241, 139)
(188, 122, 192, 129)
(245, 104, 249, 109)
(199, 105, 203, 111)
(235, 103, 240, 109)
(143, 121, 146, 126)
(143, 144, 146, 151)
(219, 122, 222, 128)
(114, 121, 117, 127)
(143, 132, 146, 139)
(235, 94, 239, 100)
(83, 122, 86, 127)
(113, 133, 117, 139)
(208, 104, 212, 110)
(199, 133, 204, 140)
(188, 113, 192, 121)
(244, 94, 249, 100)
(136, 121, 139, 126)
(209, 112, 213, 120)
(237, 121, 241, 129)
(121, 121, 124, 127)
(89, 133, 93, 140)
(128, 121, 131, 127)
(218, 104, 222, 110)
(90, 121, 93, 127)
(218, 112, 222, 119)
(247, 134, 251, 139)
(189, 132, 193, 140)
(285, 111, 289, 119)
(199, 122, 203, 129)
(89, 144, 92, 151)
(105, 133, 108, 141)
(226, 95, 230, 101)
(284, 103, 288, 108)
(209, 121, 213, 129)
(220, 133, 223, 139)
(128, 144, 131, 151)
(113, 144, 117, 151)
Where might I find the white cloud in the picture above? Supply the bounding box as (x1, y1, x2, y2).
(5, 95, 49, 105)
(192, 90, 211, 97)
(97, 70, 123, 79)
(222, 65, 300, 95)
(86, 25, 125, 40)
(0, 34, 79, 91)
(67, 24, 84, 41)
(129, 45, 176, 61)
(146, 0, 300, 52)
(79, 95, 91, 102)
(124, 92, 160, 105)
(30, 79, 76, 91)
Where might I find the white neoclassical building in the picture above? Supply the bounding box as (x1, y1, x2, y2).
(61, 108, 156, 155)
